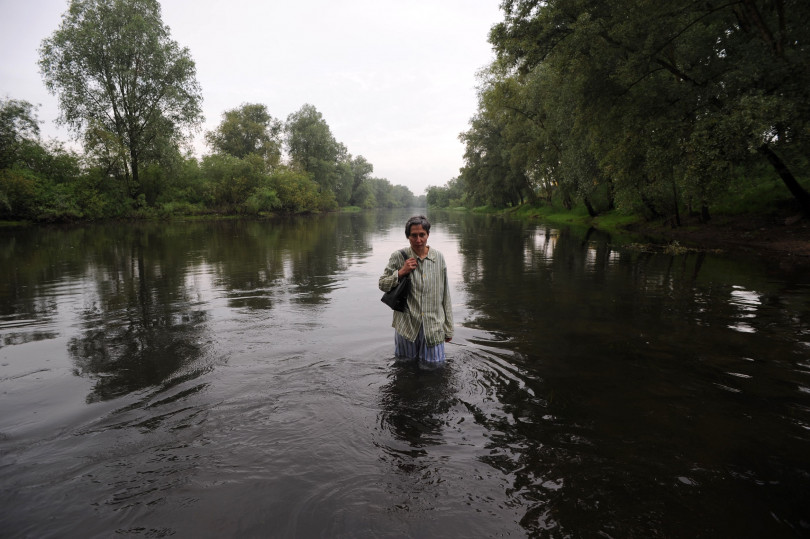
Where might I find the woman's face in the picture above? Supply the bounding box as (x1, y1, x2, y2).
(408, 224, 429, 251)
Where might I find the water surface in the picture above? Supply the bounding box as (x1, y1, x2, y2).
(1, 211, 809, 537)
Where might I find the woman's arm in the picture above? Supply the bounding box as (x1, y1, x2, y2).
(378, 251, 405, 292)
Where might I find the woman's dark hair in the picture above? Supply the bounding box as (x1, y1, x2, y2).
(405, 215, 431, 237)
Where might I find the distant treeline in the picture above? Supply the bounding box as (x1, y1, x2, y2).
(428, 1, 810, 222)
(0, 99, 421, 221)
(0, 0, 420, 222)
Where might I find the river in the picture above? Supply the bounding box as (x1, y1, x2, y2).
(1, 210, 809, 537)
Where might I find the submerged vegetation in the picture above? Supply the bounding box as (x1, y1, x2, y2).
(428, 0, 810, 231)
(1, 0, 420, 223)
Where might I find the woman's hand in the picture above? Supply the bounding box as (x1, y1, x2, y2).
(398, 257, 418, 278)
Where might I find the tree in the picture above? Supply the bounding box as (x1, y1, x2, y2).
(346, 155, 373, 206)
(206, 103, 282, 166)
(0, 98, 88, 221)
(0, 98, 41, 170)
(39, 0, 203, 198)
(269, 167, 325, 213)
(489, 0, 810, 216)
(285, 104, 342, 195)
(200, 153, 267, 209)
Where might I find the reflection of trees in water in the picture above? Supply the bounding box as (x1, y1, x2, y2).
(0, 212, 383, 327)
(449, 214, 810, 536)
(68, 311, 209, 403)
(2, 331, 60, 347)
(454, 214, 809, 343)
(205, 220, 285, 310)
(68, 229, 212, 402)
(205, 213, 376, 307)
(60, 213, 381, 401)
(0, 227, 83, 335)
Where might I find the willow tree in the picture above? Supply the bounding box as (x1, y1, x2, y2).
(489, 0, 810, 216)
(39, 0, 202, 197)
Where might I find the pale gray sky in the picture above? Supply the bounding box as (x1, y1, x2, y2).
(0, 0, 500, 195)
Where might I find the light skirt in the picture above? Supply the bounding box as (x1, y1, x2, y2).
(394, 325, 446, 363)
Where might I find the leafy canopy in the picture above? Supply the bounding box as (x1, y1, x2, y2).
(39, 0, 203, 194)
(447, 0, 810, 216)
(206, 103, 282, 166)
(0, 98, 41, 170)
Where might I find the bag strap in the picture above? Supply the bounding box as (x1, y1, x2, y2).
(399, 249, 409, 279)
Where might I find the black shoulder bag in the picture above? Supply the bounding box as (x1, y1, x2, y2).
(381, 249, 410, 312)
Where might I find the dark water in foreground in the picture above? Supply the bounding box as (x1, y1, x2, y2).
(1, 210, 809, 538)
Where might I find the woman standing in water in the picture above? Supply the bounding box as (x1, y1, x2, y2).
(378, 215, 453, 363)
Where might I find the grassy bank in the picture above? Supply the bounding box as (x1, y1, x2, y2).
(507, 203, 637, 231)
(436, 175, 810, 259)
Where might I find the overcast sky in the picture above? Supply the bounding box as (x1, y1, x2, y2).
(0, 0, 500, 195)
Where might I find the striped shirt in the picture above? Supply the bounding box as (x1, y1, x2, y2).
(378, 246, 453, 346)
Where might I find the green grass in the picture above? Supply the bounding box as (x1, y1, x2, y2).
(507, 201, 590, 223)
(589, 212, 643, 234)
(431, 173, 809, 240)
(712, 175, 807, 216)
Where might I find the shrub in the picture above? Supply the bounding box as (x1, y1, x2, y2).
(0, 169, 38, 219)
(270, 168, 322, 213)
(243, 187, 281, 214)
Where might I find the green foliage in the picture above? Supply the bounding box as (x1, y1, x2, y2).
(39, 0, 203, 195)
(345, 155, 374, 207)
(0, 169, 38, 218)
(450, 0, 810, 219)
(200, 153, 267, 209)
(244, 187, 281, 215)
(0, 99, 41, 170)
(0, 166, 105, 222)
(35, 181, 84, 221)
(206, 103, 282, 166)
(427, 177, 468, 208)
(3, 3, 416, 222)
(713, 171, 810, 216)
(269, 167, 324, 213)
(153, 155, 205, 206)
(0, 95, 416, 221)
(156, 200, 205, 217)
(285, 104, 343, 194)
(351, 178, 375, 208)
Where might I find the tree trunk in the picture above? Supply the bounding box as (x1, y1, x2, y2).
(130, 147, 139, 199)
(758, 143, 810, 215)
(672, 181, 681, 227)
(583, 196, 597, 217)
(640, 192, 661, 219)
(523, 176, 537, 204)
(562, 189, 573, 210)
(701, 204, 711, 223)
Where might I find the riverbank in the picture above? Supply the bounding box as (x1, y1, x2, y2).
(500, 203, 810, 264)
(624, 212, 810, 260)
